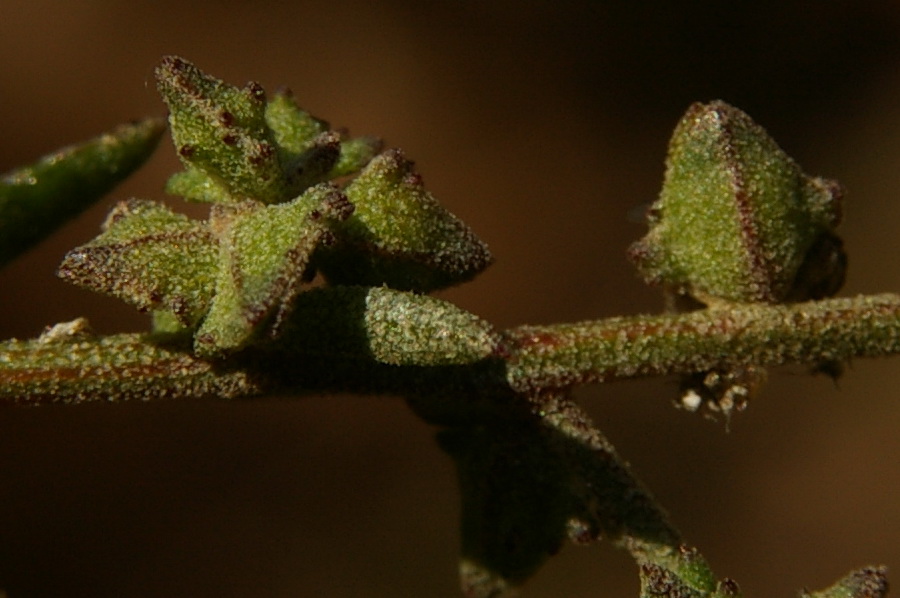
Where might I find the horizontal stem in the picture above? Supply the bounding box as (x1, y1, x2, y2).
(502, 293, 900, 392)
(0, 332, 261, 405)
(3, 294, 900, 405)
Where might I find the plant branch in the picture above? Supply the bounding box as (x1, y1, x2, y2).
(3, 293, 900, 405)
(504, 293, 900, 392)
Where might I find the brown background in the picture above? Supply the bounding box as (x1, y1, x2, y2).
(2, 1, 900, 596)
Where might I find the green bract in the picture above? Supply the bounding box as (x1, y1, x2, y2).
(630, 100, 845, 305)
(317, 149, 494, 292)
(157, 56, 286, 204)
(57, 199, 218, 326)
(194, 184, 352, 357)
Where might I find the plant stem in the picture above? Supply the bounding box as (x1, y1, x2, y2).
(503, 293, 900, 392)
(2, 294, 900, 405)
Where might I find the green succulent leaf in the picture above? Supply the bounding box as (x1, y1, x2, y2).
(279, 285, 500, 367)
(164, 166, 233, 204)
(264, 89, 330, 155)
(317, 148, 493, 291)
(57, 199, 219, 326)
(193, 184, 353, 357)
(0, 118, 165, 268)
(330, 135, 383, 178)
(629, 100, 844, 305)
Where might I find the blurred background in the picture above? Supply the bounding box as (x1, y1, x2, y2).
(2, 1, 900, 596)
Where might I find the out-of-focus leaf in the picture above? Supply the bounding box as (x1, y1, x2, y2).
(801, 566, 889, 598)
(0, 118, 165, 268)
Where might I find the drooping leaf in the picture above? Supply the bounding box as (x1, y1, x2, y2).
(0, 118, 165, 268)
(439, 420, 573, 597)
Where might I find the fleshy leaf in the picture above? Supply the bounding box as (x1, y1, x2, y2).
(280, 285, 500, 366)
(330, 135, 382, 178)
(57, 199, 219, 326)
(265, 90, 381, 186)
(164, 166, 233, 204)
(439, 421, 572, 596)
(194, 184, 353, 357)
(283, 130, 342, 195)
(156, 55, 286, 204)
(629, 100, 844, 305)
(317, 149, 493, 291)
(0, 118, 165, 268)
(264, 89, 330, 156)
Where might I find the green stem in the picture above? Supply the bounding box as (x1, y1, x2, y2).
(0, 331, 259, 405)
(503, 293, 900, 393)
(2, 294, 900, 405)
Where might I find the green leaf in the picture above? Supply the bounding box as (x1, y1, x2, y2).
(275, 285, 500, 367)
(639, 564, 706, 598)
(0, 118, 165, 268)
(265, 89, 381, 187)
(164, 166, 233, 204)
(330, 135, 382, 178)
(440, 421, 572, 596)
(57, 199, 219, 326)
(317, 149, 493, 291)
(193, 184, 353, 357)
(264, 89, 330, 155)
